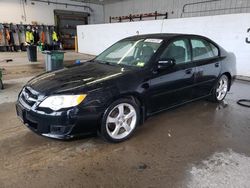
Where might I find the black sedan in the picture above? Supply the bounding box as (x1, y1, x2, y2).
(16, 34, 236, 142)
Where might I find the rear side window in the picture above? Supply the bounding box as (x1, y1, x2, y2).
(191, 39, 219, 61)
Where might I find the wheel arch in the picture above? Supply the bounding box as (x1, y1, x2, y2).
(221, 72, 232, 91)
(103, 92, 147, 127)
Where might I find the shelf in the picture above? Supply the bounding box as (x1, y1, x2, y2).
(61, 37, 76, 39)
(60, 27, 76, 30)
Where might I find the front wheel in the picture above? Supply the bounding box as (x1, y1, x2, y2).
(210, 75, 229, 102)
(100, 98, 140, 143)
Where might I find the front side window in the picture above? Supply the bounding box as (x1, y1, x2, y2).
(160, 39, 191, 65)
(191, 39, 219, 61)
(95, 38, 163, 68)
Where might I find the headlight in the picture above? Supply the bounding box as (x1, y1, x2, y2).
(39, 95, 87, 111)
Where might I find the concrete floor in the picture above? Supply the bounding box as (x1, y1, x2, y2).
(0, 52, 250, 188)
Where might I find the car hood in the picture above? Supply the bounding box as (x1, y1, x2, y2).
(27, 61, 132, 95)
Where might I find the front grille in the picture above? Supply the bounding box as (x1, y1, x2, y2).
(20, 87, 39, 107)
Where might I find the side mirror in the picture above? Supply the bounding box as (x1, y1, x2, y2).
(157, 59, 175, 70)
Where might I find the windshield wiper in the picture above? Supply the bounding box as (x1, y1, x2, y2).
(95, 60, 117, 66)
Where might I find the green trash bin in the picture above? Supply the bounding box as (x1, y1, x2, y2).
(42, 51, 65, 72)
(27, 45, 37, 62)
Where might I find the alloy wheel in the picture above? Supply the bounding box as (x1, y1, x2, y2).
(216, 76, 228, 101)
(106, 103, 137, 140)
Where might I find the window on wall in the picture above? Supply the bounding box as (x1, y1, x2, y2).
(160, 39, 191, 65)
(191, 39, 219, 61)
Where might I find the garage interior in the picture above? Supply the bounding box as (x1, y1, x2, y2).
(0, 0, 250, 187)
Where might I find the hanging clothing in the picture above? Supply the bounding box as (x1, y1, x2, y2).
(45, 27, 51, 45)
(9, 31, 15, 45)
(0, 32, 3, 45)
(5, 29, 10, 45)
(0, 24, 6, 46)
(18, 26, 26, 45)
(41, 31, 46, 44)
(52, 31, 58, 42)
(13, 28, 20, 46)
(34, 30, 40, 44)
(26, 31, 34, 44)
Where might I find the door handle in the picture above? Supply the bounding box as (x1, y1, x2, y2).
(215, 62, 220, 67)
(185, 68, 192, 74)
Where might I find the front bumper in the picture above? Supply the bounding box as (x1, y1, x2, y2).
(16, 99, 101, 140)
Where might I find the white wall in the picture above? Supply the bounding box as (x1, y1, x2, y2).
(0, 0, 104, 25)
(77, 20, 163, 55)
(77, 13, 250, 77)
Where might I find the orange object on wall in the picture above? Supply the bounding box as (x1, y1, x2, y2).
(5, 29, 10, 42)
(41, 31, 46, 43)
(0, 32, 3, 43)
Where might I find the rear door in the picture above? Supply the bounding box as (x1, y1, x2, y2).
(190, 38, 222, 98)
(147, 38, 196, 113)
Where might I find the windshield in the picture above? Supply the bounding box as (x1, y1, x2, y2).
(95, 38, 163, 68)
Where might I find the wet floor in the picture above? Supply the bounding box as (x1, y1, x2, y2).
(0, 51, 94, 80)
(0, 79, 249, 187)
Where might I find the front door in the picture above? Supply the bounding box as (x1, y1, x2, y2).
(147, 38, 196, 114)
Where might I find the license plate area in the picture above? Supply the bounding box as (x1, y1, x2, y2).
(16, 105, 25, 123)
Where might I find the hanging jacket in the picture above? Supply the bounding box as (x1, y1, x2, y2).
(13, 27, 20, 46)
(0, 24, 5, 46)
(9, 31, 15, 45)
(0, 32, 3, 44)
(18, 25, 26, 44)
(34, 30, 40, 44)
(45, 27, 52, 45)
(19, 30, 26, 44)
(52, 31, 58, 42)
(5, 29, 10, 44)
(26, 31, 34, 44)
(41, 31, 46, 44)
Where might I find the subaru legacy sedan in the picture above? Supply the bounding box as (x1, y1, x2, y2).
(16, 34, 236, 143)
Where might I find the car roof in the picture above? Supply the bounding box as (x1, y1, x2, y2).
(123, 33, 207, 40)
(122, 33, 221, 49)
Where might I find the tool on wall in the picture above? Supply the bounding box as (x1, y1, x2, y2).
(110, 11, 168, 23)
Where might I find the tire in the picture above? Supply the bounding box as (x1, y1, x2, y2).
(100, 98, 140, 143)
(210, 75, 229, 102)
(0, 79, 3, 90)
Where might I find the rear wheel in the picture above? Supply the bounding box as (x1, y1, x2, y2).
(100, 98, 139, 143)
(210, 75, 229, 102)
